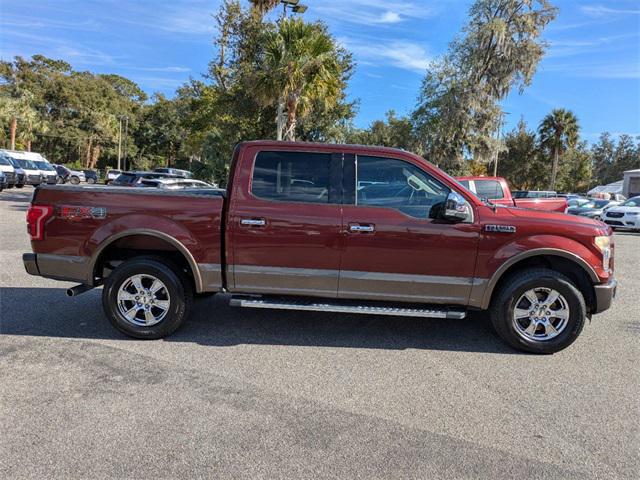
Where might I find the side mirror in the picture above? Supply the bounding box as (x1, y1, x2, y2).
(442, 191, 472, 222)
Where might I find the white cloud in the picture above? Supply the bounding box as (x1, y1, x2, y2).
(379, 11, 402, 24)
(547, 33, 638, 57)
(341, 37, 431, 73)
(580, 5, 640, 17)
(313, 0, 433, 26)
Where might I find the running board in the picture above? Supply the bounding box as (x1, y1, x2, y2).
(229, 296, 466, 319)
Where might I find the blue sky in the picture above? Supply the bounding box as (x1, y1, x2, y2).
(1, 0, 638, 142)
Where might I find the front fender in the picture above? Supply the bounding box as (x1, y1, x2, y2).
(475, 235, 605, 309)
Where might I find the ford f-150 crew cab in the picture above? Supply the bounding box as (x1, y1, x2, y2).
(23, 141, 616, 353)
(456, 176, 568, 213)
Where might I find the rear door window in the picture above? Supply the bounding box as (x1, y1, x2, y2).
(252, 151, 331, 204)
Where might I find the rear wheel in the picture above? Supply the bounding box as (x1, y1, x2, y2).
(102, 257, 193, 339)
(70, 176, 80, 185)
(87, 177, 96, 184)
(490, 268, 586, 354)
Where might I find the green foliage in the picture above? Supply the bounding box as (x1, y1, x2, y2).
(591, 133, 640, 186)
(345, 111, 422, 153)
(413, 0, 557, 171)
(538, 108, 579, 189)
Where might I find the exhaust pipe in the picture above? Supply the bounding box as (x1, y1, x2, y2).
(66, 284, 94, 297)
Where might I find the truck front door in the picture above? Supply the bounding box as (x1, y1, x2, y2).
(228, 147, 343, 298)
(339, 154, 481, 305)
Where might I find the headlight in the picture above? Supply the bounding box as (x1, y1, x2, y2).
(594, 235, 611, 270)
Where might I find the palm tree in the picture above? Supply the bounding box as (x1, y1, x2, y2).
(250, 0, 280, 15)
(538, 109, 579, 190)
(255, 18, 341, 141)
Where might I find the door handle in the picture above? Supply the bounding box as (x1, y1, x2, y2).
(349, 224, 375, 233)
(240, 218, 266, 226)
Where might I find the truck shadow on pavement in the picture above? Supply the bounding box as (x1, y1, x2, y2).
(0, 287, 517, 354)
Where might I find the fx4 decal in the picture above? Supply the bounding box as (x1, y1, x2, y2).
(58, 206, 107, 220)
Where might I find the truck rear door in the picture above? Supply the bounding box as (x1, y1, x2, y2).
(227, 145, 343, 297)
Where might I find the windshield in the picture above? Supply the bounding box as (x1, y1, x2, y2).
(34, 161, 55, 171)
(16, 159, 38, 169)
(622, 197, 640, 207)
(0, 155, 10, 166)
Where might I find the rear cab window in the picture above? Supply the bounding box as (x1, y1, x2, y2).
(251, 151, 332, 204)
(474, 179, 504, 200)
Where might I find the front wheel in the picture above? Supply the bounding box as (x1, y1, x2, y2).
(87, 177, 96, 184)
(102, 257, 193, 339)
(490, 268, 586, 354)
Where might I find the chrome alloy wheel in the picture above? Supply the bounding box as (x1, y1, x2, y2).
(117, 274, 171, 327)
(512, 287, 570, 342)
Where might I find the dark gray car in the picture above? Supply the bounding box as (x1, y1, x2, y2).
(568, 199, 618, 220)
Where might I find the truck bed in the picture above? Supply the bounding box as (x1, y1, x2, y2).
(28, 184, 225, 292)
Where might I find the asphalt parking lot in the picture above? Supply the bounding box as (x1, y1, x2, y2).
(1, 187, 638, 479)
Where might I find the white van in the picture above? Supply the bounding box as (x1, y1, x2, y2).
(0, 152, 17, 187)
(19, 151, 57, 185)
(3, 151, 42, 185)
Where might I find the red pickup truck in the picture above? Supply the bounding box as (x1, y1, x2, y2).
(23, 141, 616, 353)
(456, 176, 568, 213)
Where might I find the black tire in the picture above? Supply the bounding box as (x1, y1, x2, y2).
(16, 184, 23, 188)
(7, 184, 13, 189)
(490, 268, 586, 354)
(102, 256, 193, 339)
(87, 178, 96, 184)
(70, 176, 80, 185)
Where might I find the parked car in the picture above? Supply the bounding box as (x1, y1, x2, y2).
(105, 169, 122, 185)
(110, 171, 179, 187)
(0, 170, 7, 191)
(456, 176, 568, 213)
(154, 167, 193, 178)
(23, 141, 616, 354)
(0, 153, 17, 188)
(567, 199, 619, 220)
(566, 197, 590, 209)
(602, 196, 640, 231)
(139, 178, 214, 190)
(83, 170, 99, 184)
(53, 165, 86, 184)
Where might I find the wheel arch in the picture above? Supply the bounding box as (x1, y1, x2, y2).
(480, 248, 598, 312)
(89, 229, 203, 292)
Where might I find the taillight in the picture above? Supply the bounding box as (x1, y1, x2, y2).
(26, 205, 54, 241)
